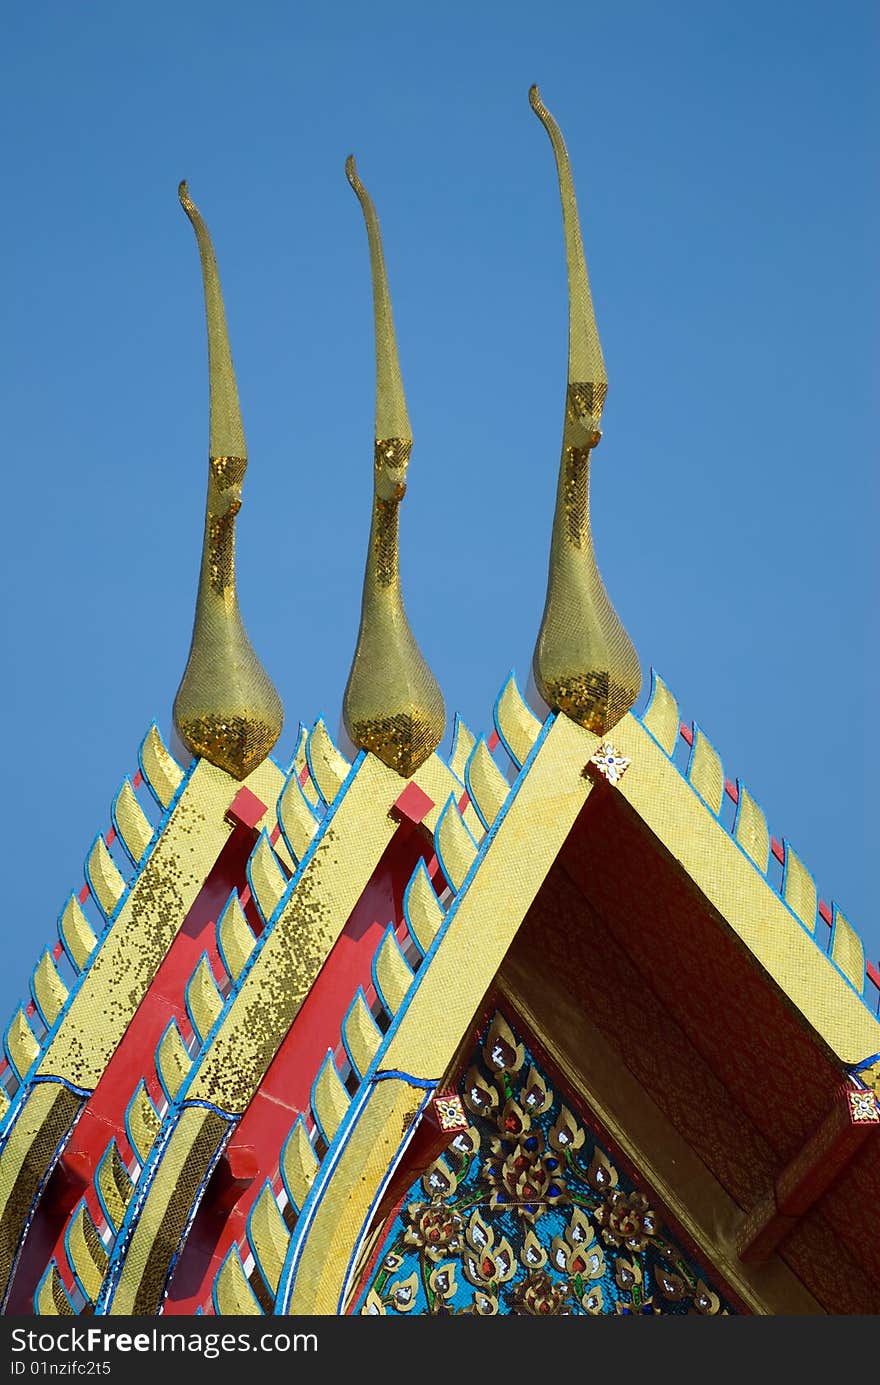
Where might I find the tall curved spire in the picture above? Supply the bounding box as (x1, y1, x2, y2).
(341, 156, 445, 777)
(172, 181, 283, 780)
(529, 86, 641, 734)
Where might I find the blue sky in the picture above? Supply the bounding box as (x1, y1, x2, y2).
(0, 2, 876, 1022)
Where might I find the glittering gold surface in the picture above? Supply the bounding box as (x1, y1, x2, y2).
(641, 672, 679, 756)
(0, 1083, 83, 1302)
(97, 1142, 134, 1231)
(215, 1248, 262, 1314)
(495, 676, 543, 768)
(528, 87, 641, 735)
(113, 779, 154, 864)
(125, 1082, 161, 1165)
(109, 1106, 228, 1315)
(172, 183, 283, 780)
(249, 1184, 290, 1295)
(830, 909, 864, 992)
(36, 1266, 74, 1316)
(436, 799, 478, 892)
(282, 1121, 319, 1214)
(688, 727, 724, 814)
(139, 725, 184, 810)
(186, 955, 223, 1044)
(312, 1058, 351, 1144)
(343, 994, 382, 1078)
(465, 737, 509, 828)
(32, 953, 68, 1027)
(734, 785, 770, 872)
(67, 1203, 108, 1304)
(783, 847, 817, 934)
(341, 158, 445, 776)
(373, 930, 413, 1014)
(6, 1010, 39, 1079)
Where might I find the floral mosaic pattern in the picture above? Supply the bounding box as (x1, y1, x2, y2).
(355, 1012, 736, 1315)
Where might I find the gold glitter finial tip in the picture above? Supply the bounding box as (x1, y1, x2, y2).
(178, 180, 197, 218)
(342, 152, 445, 775)
(173, 178, 284, 779)
(530, 86, 641, 735)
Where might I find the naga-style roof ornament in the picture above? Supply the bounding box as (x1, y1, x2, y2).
(172, 181, 284, 780)
(529, 85, 641, 734)
(341, 155, 445, 777)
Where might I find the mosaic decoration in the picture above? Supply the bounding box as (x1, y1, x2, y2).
(355, 1011, 736, 1315)
(587, 742, 631, 787)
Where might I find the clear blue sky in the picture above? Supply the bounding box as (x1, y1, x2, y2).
(0, 2, 875, 1023)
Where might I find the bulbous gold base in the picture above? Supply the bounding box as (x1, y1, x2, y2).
(531, 662, 640, 737)
(345, 704, 445, 779)
(173, 708, 283, 780)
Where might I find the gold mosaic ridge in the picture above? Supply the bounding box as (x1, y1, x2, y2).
(613, 713, 880, 1066)
(341, 156, 445, 775)
(284, 713, 597, 1313)
(101, 753, 463, 1312)
(528, 86, 641, 735)
(172, 182, 283, 780)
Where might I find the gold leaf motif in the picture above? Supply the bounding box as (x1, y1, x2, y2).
(655, 1266, 686, 1301)
(584, 1144, 617, 1187)
(387, 1272, 419, 1313)
(520, 1064, 553, 1114)
(462, 1251, 489, 1289)
(421, 1157, 455, 1200)
(519, 1229, 548, 1270)
(498, 1097, 530, 1140)
(462, 1066, 498, 1117)
(483, 1012, 525, 1074)
(614, 1256, 642, 1290)
(585, 1244, 606, 1280)
(693, 1279, 720, 1315)
(566, 1206, 594, 1248)
(549, 1105, 587, 1154)
(428, 1262, 458, 1301)
(361, 1289, 386, 1315)
(465, 1208, 494, 1254)
(472, 1290, 499, 1316)
(582, 1285, 605, 1314)
(448, 1123, 479, 1160)
(493, 1236, 516, 1284)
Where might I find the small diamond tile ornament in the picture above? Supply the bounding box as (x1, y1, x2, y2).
(848, 1088, 880, 1124)
(586, 742, 631, 786)
(432, 1092, 468, 1133)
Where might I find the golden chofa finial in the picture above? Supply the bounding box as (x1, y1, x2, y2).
(528, 86, 641, 734)
(342, 155, 445, 777)
(172, 181, 284, 779)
